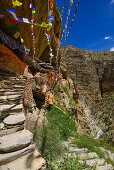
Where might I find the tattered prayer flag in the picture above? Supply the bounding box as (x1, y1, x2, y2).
(10, 20, 18, 25)
(21, 38, 24, 43)
(23, 18, 29, 23)
(49, 0, 53, 10)
(4, 8, 18, 20)
(12, 0, 22, 7)
(32, 13, 35, 17)
(14, 31, 20, 39)
(30, 4, 32, 8)
(9, 25, 19, 31)
(18, 18, 23, 22)
(48, 16, 54, 23)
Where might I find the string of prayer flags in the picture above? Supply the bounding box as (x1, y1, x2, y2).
(49, 0, 53, 10)
(64, 0, 80, 47)
(30, 0, 36, 59)
(23, 18, 29, 24)
(48, 0, 54, 31)
(20, 37, 30, 56)
(4, 8, 18, 20)
(12, 0, 22, 7)
(61, 0, 65, 22)
(47, 0, 54, 64)
(62, 0, 74, 40)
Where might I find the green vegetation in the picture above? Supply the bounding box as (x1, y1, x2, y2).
(32, 105, 76, 167)
(28, 107, 33, 113)
(48, 157, 95, 170)
(47, 106, 76, 141)
(73, 133, 114, 166)
(62, 85, 76, 107)
(62, 85, 69, 96)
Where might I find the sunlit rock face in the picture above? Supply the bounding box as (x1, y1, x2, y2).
(0, 43, 26, 75)
(64, 45, 114, 107)
(0, 0, 62, 63)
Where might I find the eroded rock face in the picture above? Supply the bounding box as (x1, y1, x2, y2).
(64, 46, 114, 138)
(0, 43, 26, 75)
(64, 46, 102, 107)
(64, 46, 114, 105)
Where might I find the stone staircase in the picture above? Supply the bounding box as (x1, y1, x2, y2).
(62, 139, 114, 170)
(0, 75, 46, 170)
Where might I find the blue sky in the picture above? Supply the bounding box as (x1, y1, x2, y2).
(56, 0, 114, 51)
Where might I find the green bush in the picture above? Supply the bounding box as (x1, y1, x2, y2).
(33, 126, 63, 160)
(62, 86, 69, 96)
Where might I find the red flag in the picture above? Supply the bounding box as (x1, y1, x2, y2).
(10, 20, 18, 25)
(49, 0, 53, 10)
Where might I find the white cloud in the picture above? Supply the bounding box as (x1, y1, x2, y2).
(111, 0, 114, 4)
(104, 36, 112, 40)
(110, 47, 114, 51)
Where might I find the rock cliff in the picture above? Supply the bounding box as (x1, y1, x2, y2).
(64, 45, 114, 143)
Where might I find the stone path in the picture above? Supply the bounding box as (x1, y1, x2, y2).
(0, 75, 46, 170)
(62, 139, 114, 170)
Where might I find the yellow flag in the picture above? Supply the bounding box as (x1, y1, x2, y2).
(41, 22, 48, 28)
(14, 31, 20, 39)
(21, 38, 24, 43)
(12, 0, 22, 7)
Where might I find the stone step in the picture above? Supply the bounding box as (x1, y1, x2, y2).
(96, 164, 113, 170)
(0, 86, 24, 90)
(3, 114, 25, 126)
(0, 129, 33, 152)
(0, 144, 35, 166)
(0, 95, 22, 101)
(85, 158, 105, 166)
(0, 104, 23, 119)
(68, 146, 88, 153)
(0, 104, 23, 113)
(0, 91, 23, 96)
(78, 152, 98, 160)
(0, 124, 24, 136)
(0, 89, 23, 93)
(0, 149, 46, 169)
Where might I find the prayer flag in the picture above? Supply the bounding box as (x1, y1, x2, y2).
(12, 0, 22, 7)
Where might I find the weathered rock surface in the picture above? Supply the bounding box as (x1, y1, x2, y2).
(0, 125, 24, 136)
(0, 43, 27, 75)
(0, 149, 46, 170)
(96, 164, 113, 170)
(0, 144, 35, 166)
(0, 129, 33, 152)
(3, 114, 25, 125)
(86, 158, 105, 166)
